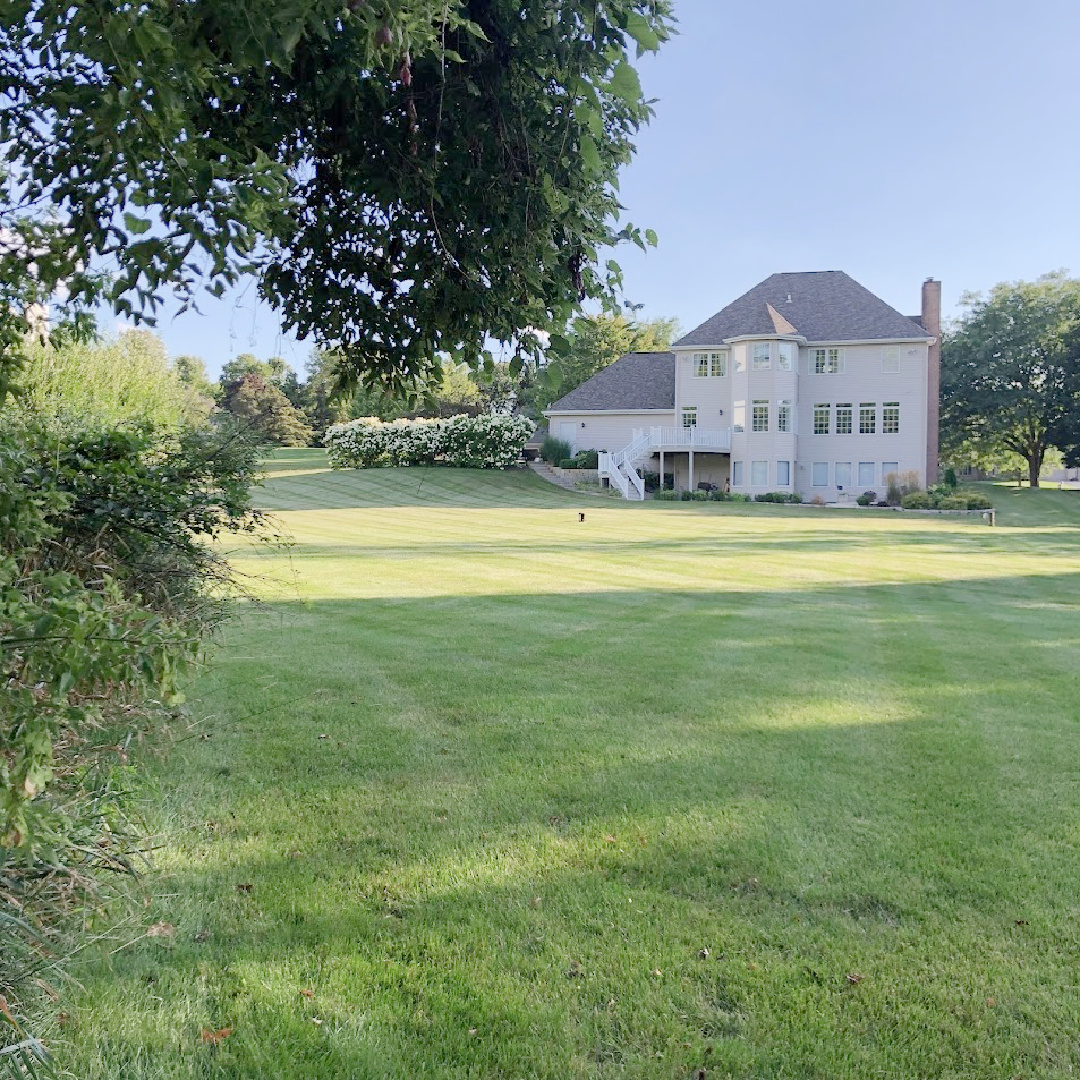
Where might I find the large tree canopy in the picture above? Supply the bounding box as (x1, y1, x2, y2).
(941, 273, 1080, 487)
(0, 0, 674, 390)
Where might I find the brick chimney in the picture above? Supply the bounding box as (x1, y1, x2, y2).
(922, 278, 941, 485)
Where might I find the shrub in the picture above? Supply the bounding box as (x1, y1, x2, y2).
(755, 491, 802, 504)
(875, 500, 890, 508)
(727, 492, 752, 502)
(900, 470, 922, 495)
(691, 490, 708, 501)
(559, 458, 576, 469)
(810, 494, 826, 506)
(708, 489, 727, 501)
(963, 493, 994, 510)
(901, 491, 931, 509)
(652, 489, 678, 501)
(326, 414, 534, 470)
(540, 435, 572, 464)
(884, 472, 903, 506)
(944, 467, 958, 488)
(937, 495, 969, 510)
(574, 449, 598, 469)
(856, 490, 877, 506)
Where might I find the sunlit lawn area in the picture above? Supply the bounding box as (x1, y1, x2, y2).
(64, 450, 1080, 1078)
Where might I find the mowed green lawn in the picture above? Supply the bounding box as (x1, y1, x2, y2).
(65, 450, 1080, 1078)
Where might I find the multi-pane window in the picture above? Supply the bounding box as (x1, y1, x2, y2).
(883, 401, 900, 433)
(858, 462, 876, 487)
(835, 402, 853, 434)
(752, 342, 771, 370)
(777, 342, 795, 371)
(835, 462, 852, 489)
(859, 402, 877, 434)
(752, 400, 769, 432)
(814, 403, 830, 435)
(694, 351, 728, 377)
(733, 400, 745, 433)
(882, 345, 900, 374)
(813, 347, 843, 374)
(778, 400, 792, 432)
(751, 460, 769, 487)
(776, 460, 791, 486)
(732, 460, 744, 486)
(812, 461, 829, 487)
(681, 406, 698, 428)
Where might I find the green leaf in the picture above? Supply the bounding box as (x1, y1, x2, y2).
(624, 13, 660, 53)
(607, 62, 642, 105)
(123, 213, 152, 236)
(645, 228, 658, 248)
(579, 135, 601, 173)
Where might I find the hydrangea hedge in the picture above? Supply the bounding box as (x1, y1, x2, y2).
(325, 414, 535, 470)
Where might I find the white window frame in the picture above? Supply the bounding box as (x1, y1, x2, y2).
(882, 345, 900, 374)
(882, 401, 900, 434)
(694, 353, 710, 378)
(681, 406, 698, 428)
(733, 400, 745, 433)
(835, 402, 853, 435)
(777, 400, 792, 433)
(752, 342, 771, 371)
(777, 341, 795, 371)
(711, 351, 729, 377)
(835, 461, 853, 489)
(750, 460, 769, 487)
(813, 403, 830, 435)
(858, 462, 876, 487)
(776, 460, 791, 486)
(813, 347, 844, 374)
(812, 461, 829, 487)
(751, 399, 769, 433)
(859, 402, 877, 435)
(732, 460, 744, 486)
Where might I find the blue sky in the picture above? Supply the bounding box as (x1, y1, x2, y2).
(144, 0, 1080, 379)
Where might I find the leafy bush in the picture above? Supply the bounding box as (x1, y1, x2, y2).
(573, 449, 599, 469)
(691, 490, 708, 501)
(944, 467, 958, 488)
(558, 458, 576, 469)
(754, 491, 801, 503)
(326, 414, 534, 470)
(856, 490, 877, 506)
(901, 491, 931, 509)
(962, 492, 994, 510)
(0, 411, 262, 1033)
(884, 472, 903, 505)
(540, 435, 572, 464)
(652, 489, 678, 501)
(937, 495, 970, 510)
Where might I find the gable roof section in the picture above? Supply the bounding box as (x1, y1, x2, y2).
(546, 351, 675, 412)
(675, 271, 932, 347)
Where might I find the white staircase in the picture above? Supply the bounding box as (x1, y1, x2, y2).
(598, 426, 733, 501)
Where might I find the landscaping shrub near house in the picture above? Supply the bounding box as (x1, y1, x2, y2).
(901, 487, 995, 511)
(856, 490, 877, 506)
(540, 435, 572, 464)
(901, 491, 932, 509)
(326, 414, 534, 470)
(652, 489, 678, 500)
(573, 449, 599, 469)
(755, 491, 802, 504)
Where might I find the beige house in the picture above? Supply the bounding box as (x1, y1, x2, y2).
(545, 271, 941, 501)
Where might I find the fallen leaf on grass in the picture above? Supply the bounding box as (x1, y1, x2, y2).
(1014, 919, 1028, 926)
(194, 929, 211, 943)
(201, 1027, 233, 1045)
(300, 988, 315, 998)
(697, 948, 710, 960)
(651, 968, 663, 977)
(0, 995, 15, 1025)
(986, 997, 996, 1007)
(318, 734, 328, 740)
(236, 883, 252, 893)
(311, 1017, 323, 1025)
(146, 921, 175, 938)
(468, 1027, 478, 1035)
(604, 834, 617, 844)
(845, 972, 864, 985)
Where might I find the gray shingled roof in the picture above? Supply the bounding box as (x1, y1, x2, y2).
(546, 351, 675, 412)
(675, 271, 931, 347)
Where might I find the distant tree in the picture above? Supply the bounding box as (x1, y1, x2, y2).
(219, 354, 291, 388)
(538, 312, 680, 411)
(222, 372, 313, 447)
(173, 354, 216, 399)
(941, 273, 1080, 487)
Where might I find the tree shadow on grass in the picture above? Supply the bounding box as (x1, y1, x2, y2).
(65, 574, 1080, 1079)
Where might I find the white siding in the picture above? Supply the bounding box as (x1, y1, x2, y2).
(545, 412, 675, 455)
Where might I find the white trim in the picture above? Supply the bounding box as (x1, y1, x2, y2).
(543, 408, 673, 417)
